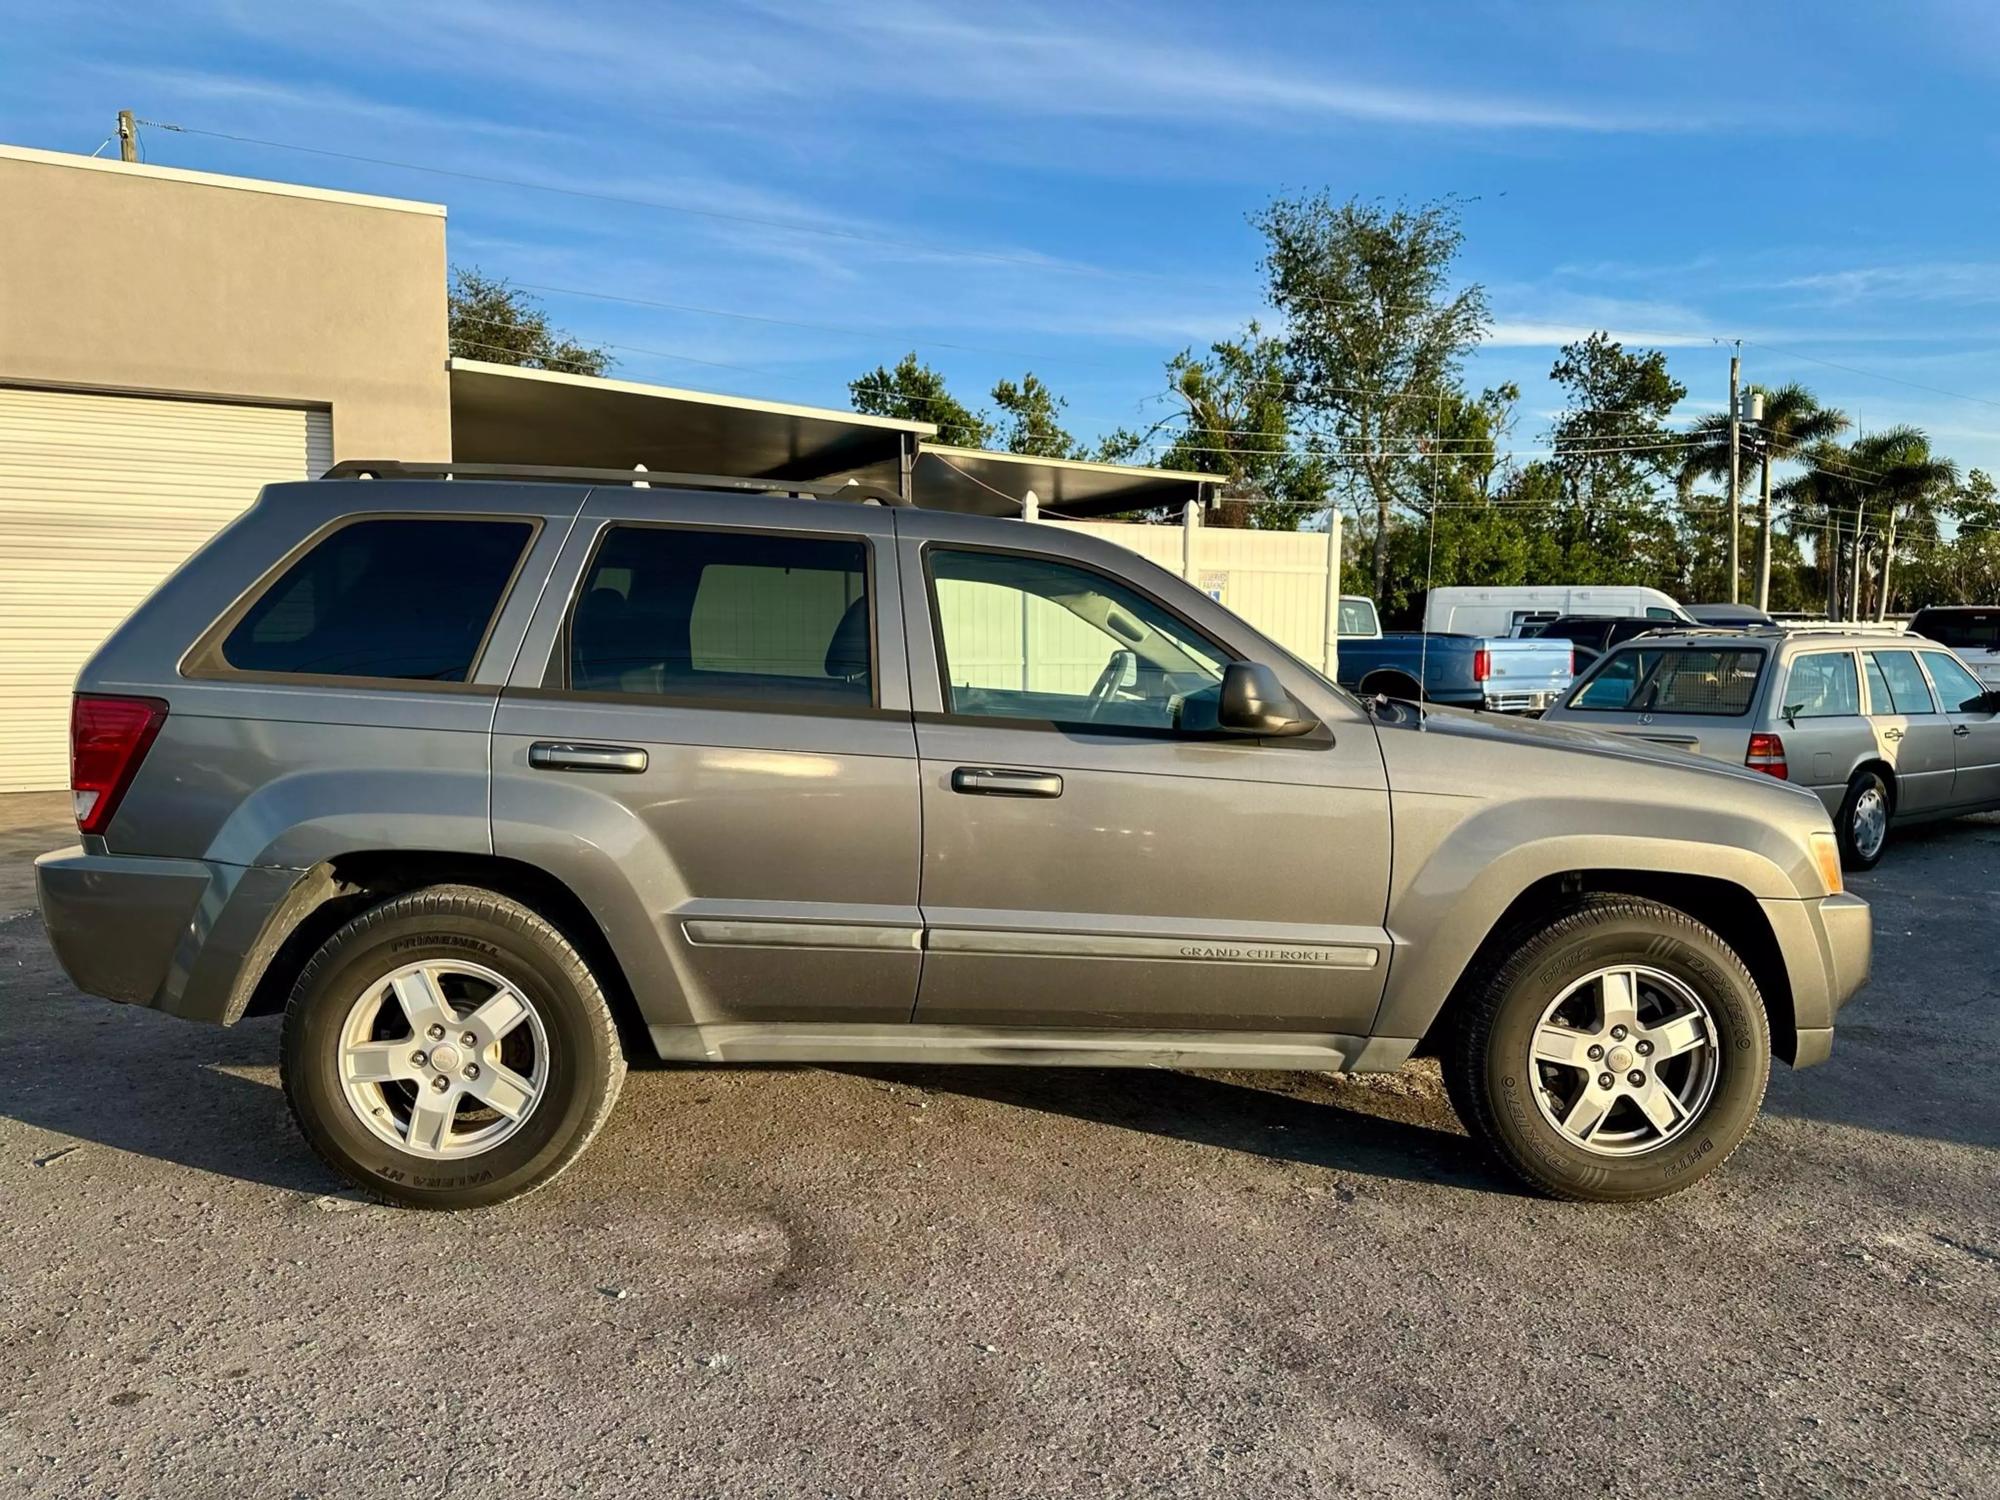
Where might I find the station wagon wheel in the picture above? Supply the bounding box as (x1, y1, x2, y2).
(1837, 769, 1891, 870)
(337, 959, 550, 1159)
(1527, 965, 1719, 1156)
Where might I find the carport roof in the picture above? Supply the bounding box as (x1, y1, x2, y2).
(447, 358, 1215, 517)
(449, 358, 932, 493)
(914, 445, 1216, 518)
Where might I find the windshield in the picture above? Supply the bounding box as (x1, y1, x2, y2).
(1912, 610, 2000, 653)
(1566, 646, 1766, 716)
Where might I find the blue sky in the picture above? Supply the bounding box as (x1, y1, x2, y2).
(8, 0, 2000, 480)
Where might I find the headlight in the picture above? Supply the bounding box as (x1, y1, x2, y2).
(1808, 831, 1843, 895)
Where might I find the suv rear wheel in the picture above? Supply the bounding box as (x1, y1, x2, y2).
(280, 885, 624, 1209)
(1445, 897, 1770, 1202)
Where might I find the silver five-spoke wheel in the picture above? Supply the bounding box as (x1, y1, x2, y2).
(337, 960, 548, 1159)
(1528, 964, 1719, 1156)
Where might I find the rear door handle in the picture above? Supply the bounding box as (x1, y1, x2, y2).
(1955, 724, 1972, 737)
(1883, 728, 1905, 742)
(529, 741, 649, 774)
(950, 766, 1063, 798)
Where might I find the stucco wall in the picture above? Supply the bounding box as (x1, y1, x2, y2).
(0, 146, 449, 460)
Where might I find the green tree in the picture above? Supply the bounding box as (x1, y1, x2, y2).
(1850, 426, 1956, 618)
(1543, 333, 1687, 585)
(1145, 323, 1326, 529)
(1252, 194, 1489, 598)
(849, 353, 995, 448)
(990, 373, 1082, 459)
(1679, 383, 1847, 608)
(447, 268, 611, 377)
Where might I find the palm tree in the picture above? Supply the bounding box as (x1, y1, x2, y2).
(1775, 442, 1866, 619)
(1679, 383, 1847, 609)
(1849, 427, 1956, 620)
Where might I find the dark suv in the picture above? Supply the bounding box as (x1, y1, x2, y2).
(36, 466, 1871, 1208)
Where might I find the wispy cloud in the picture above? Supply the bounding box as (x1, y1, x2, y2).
(1770, 261, 2000, 305)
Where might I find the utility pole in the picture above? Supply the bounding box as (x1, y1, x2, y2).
(1727, 346, 1742, 604)
(116, 110, 137, 163)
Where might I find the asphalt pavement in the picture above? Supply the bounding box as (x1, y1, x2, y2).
(2, 794, 1996, 1499)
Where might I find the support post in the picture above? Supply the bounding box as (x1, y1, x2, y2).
(1322, 509, 1343, 681)
(1181, 497, 1201, 582)
(117, 110, 137, 163)
(1727, 349, 1742, 604)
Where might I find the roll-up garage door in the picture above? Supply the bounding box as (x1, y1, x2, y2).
(0, 387, 332, 791)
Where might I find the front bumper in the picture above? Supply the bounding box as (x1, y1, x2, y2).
(1759, 890, 1872, 1068)
(36, 846, 305, 1024)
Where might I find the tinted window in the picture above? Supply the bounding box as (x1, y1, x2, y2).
(1865, 650, 1935, 714)
(1922, 652, 1990, 712)
(569, 527, 870, 705)
(223, 518, 531, 681)
(1567, 647, 1764, 716)
(1782, 653, 1860, 719)
(929, 549, 1228, 729)
(1911, 609, 2000, 651)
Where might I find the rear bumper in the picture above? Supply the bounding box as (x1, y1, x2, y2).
(36, 846, 304, 1024)
(1759, 891, 1872, 1068)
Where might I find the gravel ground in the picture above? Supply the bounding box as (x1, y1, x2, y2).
(2, 796, 1997, 1499)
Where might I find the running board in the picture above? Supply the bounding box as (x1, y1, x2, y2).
(648, 1023, 1418, 1073)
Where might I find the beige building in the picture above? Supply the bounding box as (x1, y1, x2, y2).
(0, 144, 451, 789)
(0, 142, 1234, 792)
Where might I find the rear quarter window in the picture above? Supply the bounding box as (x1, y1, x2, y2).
(1567, 646, 1765, 716)
(218, 517, 533, 682)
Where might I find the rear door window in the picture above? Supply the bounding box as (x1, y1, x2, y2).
(221, 517, 533, 681)
(1865, 649, 1936, 715)
(1568, 647, 1764, 715)
(1781, 652, 1860, 719)
(567, 526, 871, 706)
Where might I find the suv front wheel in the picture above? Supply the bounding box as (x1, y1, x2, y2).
(1445, 897, 1771, 1202)
(281, 885, 625, 1209)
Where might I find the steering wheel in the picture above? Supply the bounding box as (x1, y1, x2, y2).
(1085, 649, 1137, 720)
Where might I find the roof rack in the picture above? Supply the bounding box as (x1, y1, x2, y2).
(320, 459, 909, 506)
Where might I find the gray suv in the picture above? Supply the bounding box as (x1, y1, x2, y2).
(1543, 628, 2000, 869)
(36, 467, 1871, 1208)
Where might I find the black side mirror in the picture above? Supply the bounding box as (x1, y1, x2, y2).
(1217, 661, 1318, 737)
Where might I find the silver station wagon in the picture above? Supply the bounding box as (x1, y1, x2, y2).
(1543, 628, 2000, 869)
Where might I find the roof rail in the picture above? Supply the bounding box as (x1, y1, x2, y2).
(320, 459, 909, 506)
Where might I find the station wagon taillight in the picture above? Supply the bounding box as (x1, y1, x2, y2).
(1472, 648, 1492, 682)
(71, 695, 168, 835)
(1745, 731, 1788, 781)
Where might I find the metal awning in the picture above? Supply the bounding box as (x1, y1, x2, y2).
(449, 359, 933, 493)
(913, 444, 1215, 518)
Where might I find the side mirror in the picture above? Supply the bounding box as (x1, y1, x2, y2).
(1217, 661, 1318, 737)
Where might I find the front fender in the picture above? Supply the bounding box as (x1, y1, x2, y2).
(1374, 790, 1809, 1041)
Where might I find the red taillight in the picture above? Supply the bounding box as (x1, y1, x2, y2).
(1745, 731, 1788, 781)
(71, 694, 168, 834)
(1472, 648, 1492, 682)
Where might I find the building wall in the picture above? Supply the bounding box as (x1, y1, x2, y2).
(0, 145, 449, 458)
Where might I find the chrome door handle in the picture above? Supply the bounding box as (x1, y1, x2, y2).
(528, 741, 649, 774)
(950, 766, 1063, 798)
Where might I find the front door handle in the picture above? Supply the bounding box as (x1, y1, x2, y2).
(950, 766, 1063, 798)
(529, 741, 649, 774)
(1883, 727, 1905, 742)
(1955, 724, 1972, 737)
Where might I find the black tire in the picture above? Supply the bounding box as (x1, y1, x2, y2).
(280, 884, 624, 1210)
(1835, 768, 1892, 871)
(1445, 897, 1770, 1203)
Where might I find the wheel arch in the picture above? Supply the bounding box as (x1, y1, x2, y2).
(1360, 669, 1424, 700)
(1413, 870, 1800, 1065)
(238, 850, 649, 1058)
